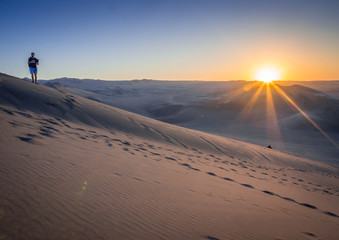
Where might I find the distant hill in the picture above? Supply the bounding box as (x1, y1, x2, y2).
(33, 76, 339, 166)
(39, 77, 339, 132)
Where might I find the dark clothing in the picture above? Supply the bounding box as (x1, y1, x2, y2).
(28, 57, 39, 68)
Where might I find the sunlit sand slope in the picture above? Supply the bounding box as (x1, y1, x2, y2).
(1, 73, 339, 239)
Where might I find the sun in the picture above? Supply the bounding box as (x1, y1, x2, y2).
(255, 66, 281, 83)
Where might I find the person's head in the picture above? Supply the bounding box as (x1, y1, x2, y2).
(31, 52, 35, 57)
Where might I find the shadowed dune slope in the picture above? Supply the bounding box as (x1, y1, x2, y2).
(38, 77, 339, 166)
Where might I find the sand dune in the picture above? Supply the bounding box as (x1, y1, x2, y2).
(40, 77, 339, 166)
(1, 73, 339, 239)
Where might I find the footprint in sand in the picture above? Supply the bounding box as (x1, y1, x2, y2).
(303, 232, 317, 238)
(42, 118, 61, 126)
(17, 136, 34, 143)
(262, 189, 339, 218)
(179, 163, 200, 171)
(1, 107, 14, 115)
(165, 157, 176, 161)
(218, 167, 229, 172)
(205, 236, 220, 240)
(16, 111, 32, 118)
(322, 190, 333, 195)
(262, 190, 275, 196)
(39, 127, 54, 137)
(8, 121, 18, 127)
(241, 183, 254, 189)
(223, 177, 234, 182)
(299, 203, 317, 209)
(323, 211, 339, 218)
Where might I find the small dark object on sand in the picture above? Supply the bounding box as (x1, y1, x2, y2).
(267, 145, 272, 149)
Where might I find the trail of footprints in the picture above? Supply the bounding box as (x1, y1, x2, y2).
(3, 107, 339, 220)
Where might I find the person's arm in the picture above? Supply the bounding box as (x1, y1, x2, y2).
(36, 59, 39, 65)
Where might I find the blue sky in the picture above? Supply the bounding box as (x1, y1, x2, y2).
(1, 0, 339, 80)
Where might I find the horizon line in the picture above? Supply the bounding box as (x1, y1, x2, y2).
(2, 72, 339, 82)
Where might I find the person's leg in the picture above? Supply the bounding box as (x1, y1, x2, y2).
(29, 67, 34, 82)
(34, 73, 37, 83)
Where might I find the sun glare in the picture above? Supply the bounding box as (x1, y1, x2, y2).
(255, 66, 281, 83)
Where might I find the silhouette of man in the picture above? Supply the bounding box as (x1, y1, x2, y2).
(28, 52, 39, 83)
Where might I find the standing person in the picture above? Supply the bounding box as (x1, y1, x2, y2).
(28, 52, 39, 83)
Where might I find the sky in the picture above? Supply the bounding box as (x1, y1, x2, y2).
(1, 0, 339, 80)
